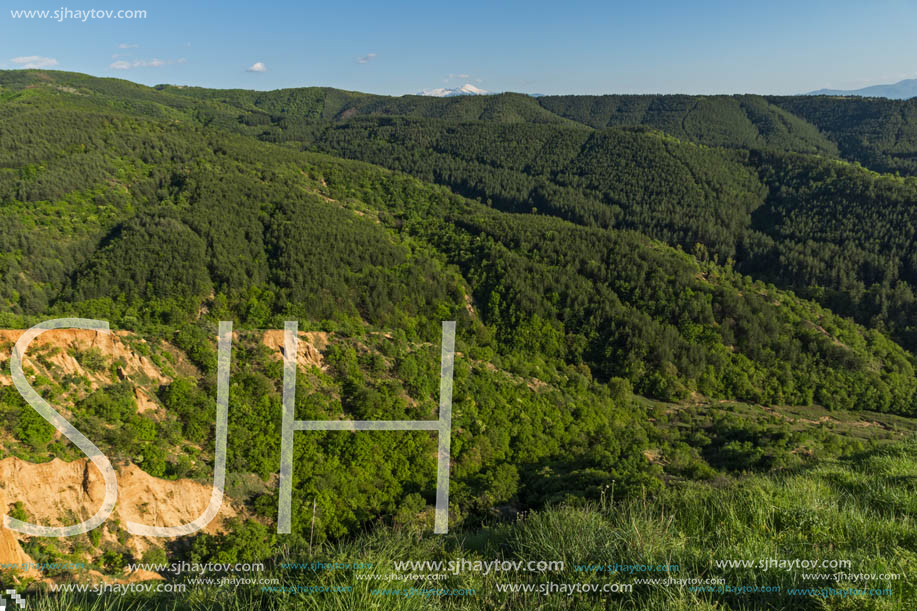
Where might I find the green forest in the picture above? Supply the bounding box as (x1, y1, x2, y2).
(0, 70, 915, 609)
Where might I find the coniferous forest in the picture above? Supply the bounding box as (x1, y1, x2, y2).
(0, 70, 915, 609)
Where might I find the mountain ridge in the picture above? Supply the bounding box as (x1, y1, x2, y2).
(806, 78, 917, 99)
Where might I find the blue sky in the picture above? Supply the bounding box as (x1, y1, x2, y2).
(2, 0, 916, 95)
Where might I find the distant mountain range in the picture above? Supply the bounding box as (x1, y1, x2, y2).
(419, 83, 489, 97)
(418, 79, 917, 99)
(806, 78, 917, 99)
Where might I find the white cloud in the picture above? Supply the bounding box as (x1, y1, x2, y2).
(119, 43, 140, 49)
(177, 57, 187, 64)
(357, 53, 377, 64)
(109, 57, 175, 70)
(448, 73, 471, 79)
(10, 56, 59, 69)
(246, 61, 267, 72)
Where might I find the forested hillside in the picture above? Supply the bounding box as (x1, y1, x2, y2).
(1, 70, 914, 415)
(769, 95, 917, 175)
(0, 70, 915, 605)
(537, 94, 840, 153)
(100, 72, 917, 355)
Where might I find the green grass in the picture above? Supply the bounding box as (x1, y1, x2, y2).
(14, 438, 916, 610)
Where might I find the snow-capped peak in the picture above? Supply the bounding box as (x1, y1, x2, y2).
(418, 83, 489, 97)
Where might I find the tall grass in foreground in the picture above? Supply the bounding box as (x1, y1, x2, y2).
(19, 439, 917, 610)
